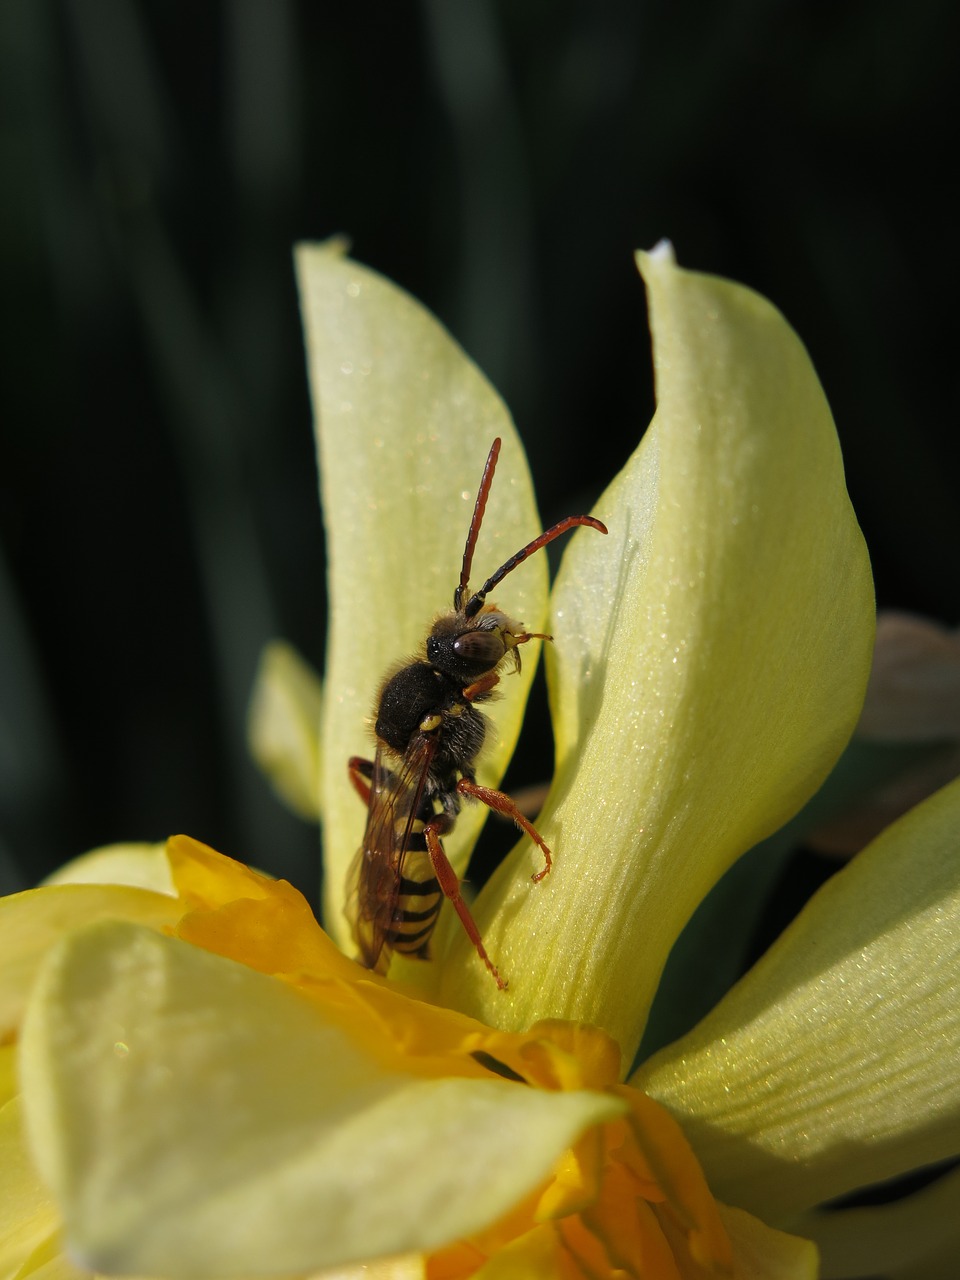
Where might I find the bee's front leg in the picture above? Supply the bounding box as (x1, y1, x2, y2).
(461, 671, 500, 702)
(456, 777, 553, 882)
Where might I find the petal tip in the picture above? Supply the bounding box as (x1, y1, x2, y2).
(293, 235, 352, 276)
(636, 240, 677, 280)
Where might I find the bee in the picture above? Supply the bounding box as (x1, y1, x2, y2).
(346, 438, 607, 989)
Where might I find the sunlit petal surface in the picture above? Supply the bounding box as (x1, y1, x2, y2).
(0, 882, 182, 1040)
(637, 776, 960, 1223)
(444, 249, 873, 1064)
(13, 839, 818, 1279)
(296, 242, 547, 957)
(19, 920, 619, 1277)
(41, 842, 175, 894)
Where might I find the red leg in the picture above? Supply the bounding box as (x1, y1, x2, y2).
(347, 756, 373, 805)
(424, 822, 507, 991)
(462, 671, 501, 701)
(457, 778, 553, 882)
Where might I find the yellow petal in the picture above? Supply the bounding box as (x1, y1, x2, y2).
(469, 1225, 561, 1280)
(445, 247, 874, 1061)
(0, 1080, 60, 1280)
(10, 1235, 88, 1280)
(296, 242, 548, 959)
(19, 921, 621, 1277)
(166, 833, 287, 908)
(614, 1084, 732, 1269)
(0, 1042, 16, 1106)
(637, 775, 960, 1222)
(720, 1205, 817, 1280)
(41, 842, 174, 894)
(321, 1259, 425, 1280)
(247, 641, 324, 821)
(0, 884, 182, 1040)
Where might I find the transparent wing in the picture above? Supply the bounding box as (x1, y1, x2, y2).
(345, 734, 437, 972)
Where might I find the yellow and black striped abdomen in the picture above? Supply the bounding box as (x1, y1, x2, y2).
(385, 827, 442, 957)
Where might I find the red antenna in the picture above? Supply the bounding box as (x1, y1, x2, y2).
(463, 514, 607, 619)
(455, 438, 607, 619)
(455, 438, 501, 612)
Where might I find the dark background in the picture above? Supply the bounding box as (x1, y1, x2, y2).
(2, 1, 958, 904)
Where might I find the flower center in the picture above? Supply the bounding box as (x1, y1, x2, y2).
(169, 836, 733, 1277)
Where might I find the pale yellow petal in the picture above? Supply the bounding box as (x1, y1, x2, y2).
(18, 1237, 422, 1280)
(42, 843, 174, 894)
(0, 885, 182, 1040)
(0, 1042, 17, 1106)
(445, 247, 873, 1060)
(19, 921, 621, 1278)
(0, 1093, 60, 1280)
(637, 776, 960, 1222)
(312, 1258, 424, 1280)
(295, 242, 547, 956)
(721, 1205, 818, 1280)
(247, 641, 324, 821)
(8, 1236, 75, 1280)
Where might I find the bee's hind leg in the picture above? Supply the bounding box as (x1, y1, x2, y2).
(423, 820, 507, 992)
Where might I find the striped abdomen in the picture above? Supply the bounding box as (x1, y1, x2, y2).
(384, 831, 442, 958)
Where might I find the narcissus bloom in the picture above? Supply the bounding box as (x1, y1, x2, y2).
(3, 836, 809, 1279)
(4, 245, 959, 1280)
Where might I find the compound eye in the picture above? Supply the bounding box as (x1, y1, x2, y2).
(453, 630, 505, 667)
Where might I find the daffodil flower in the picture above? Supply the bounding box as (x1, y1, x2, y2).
(4, 835, 800, 1279)
(5, 244, 958, 1280)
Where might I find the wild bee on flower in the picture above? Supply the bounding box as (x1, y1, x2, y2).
(345, 437, 607, 988)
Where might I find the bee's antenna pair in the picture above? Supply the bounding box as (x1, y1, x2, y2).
(455, 437, 607, 620)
